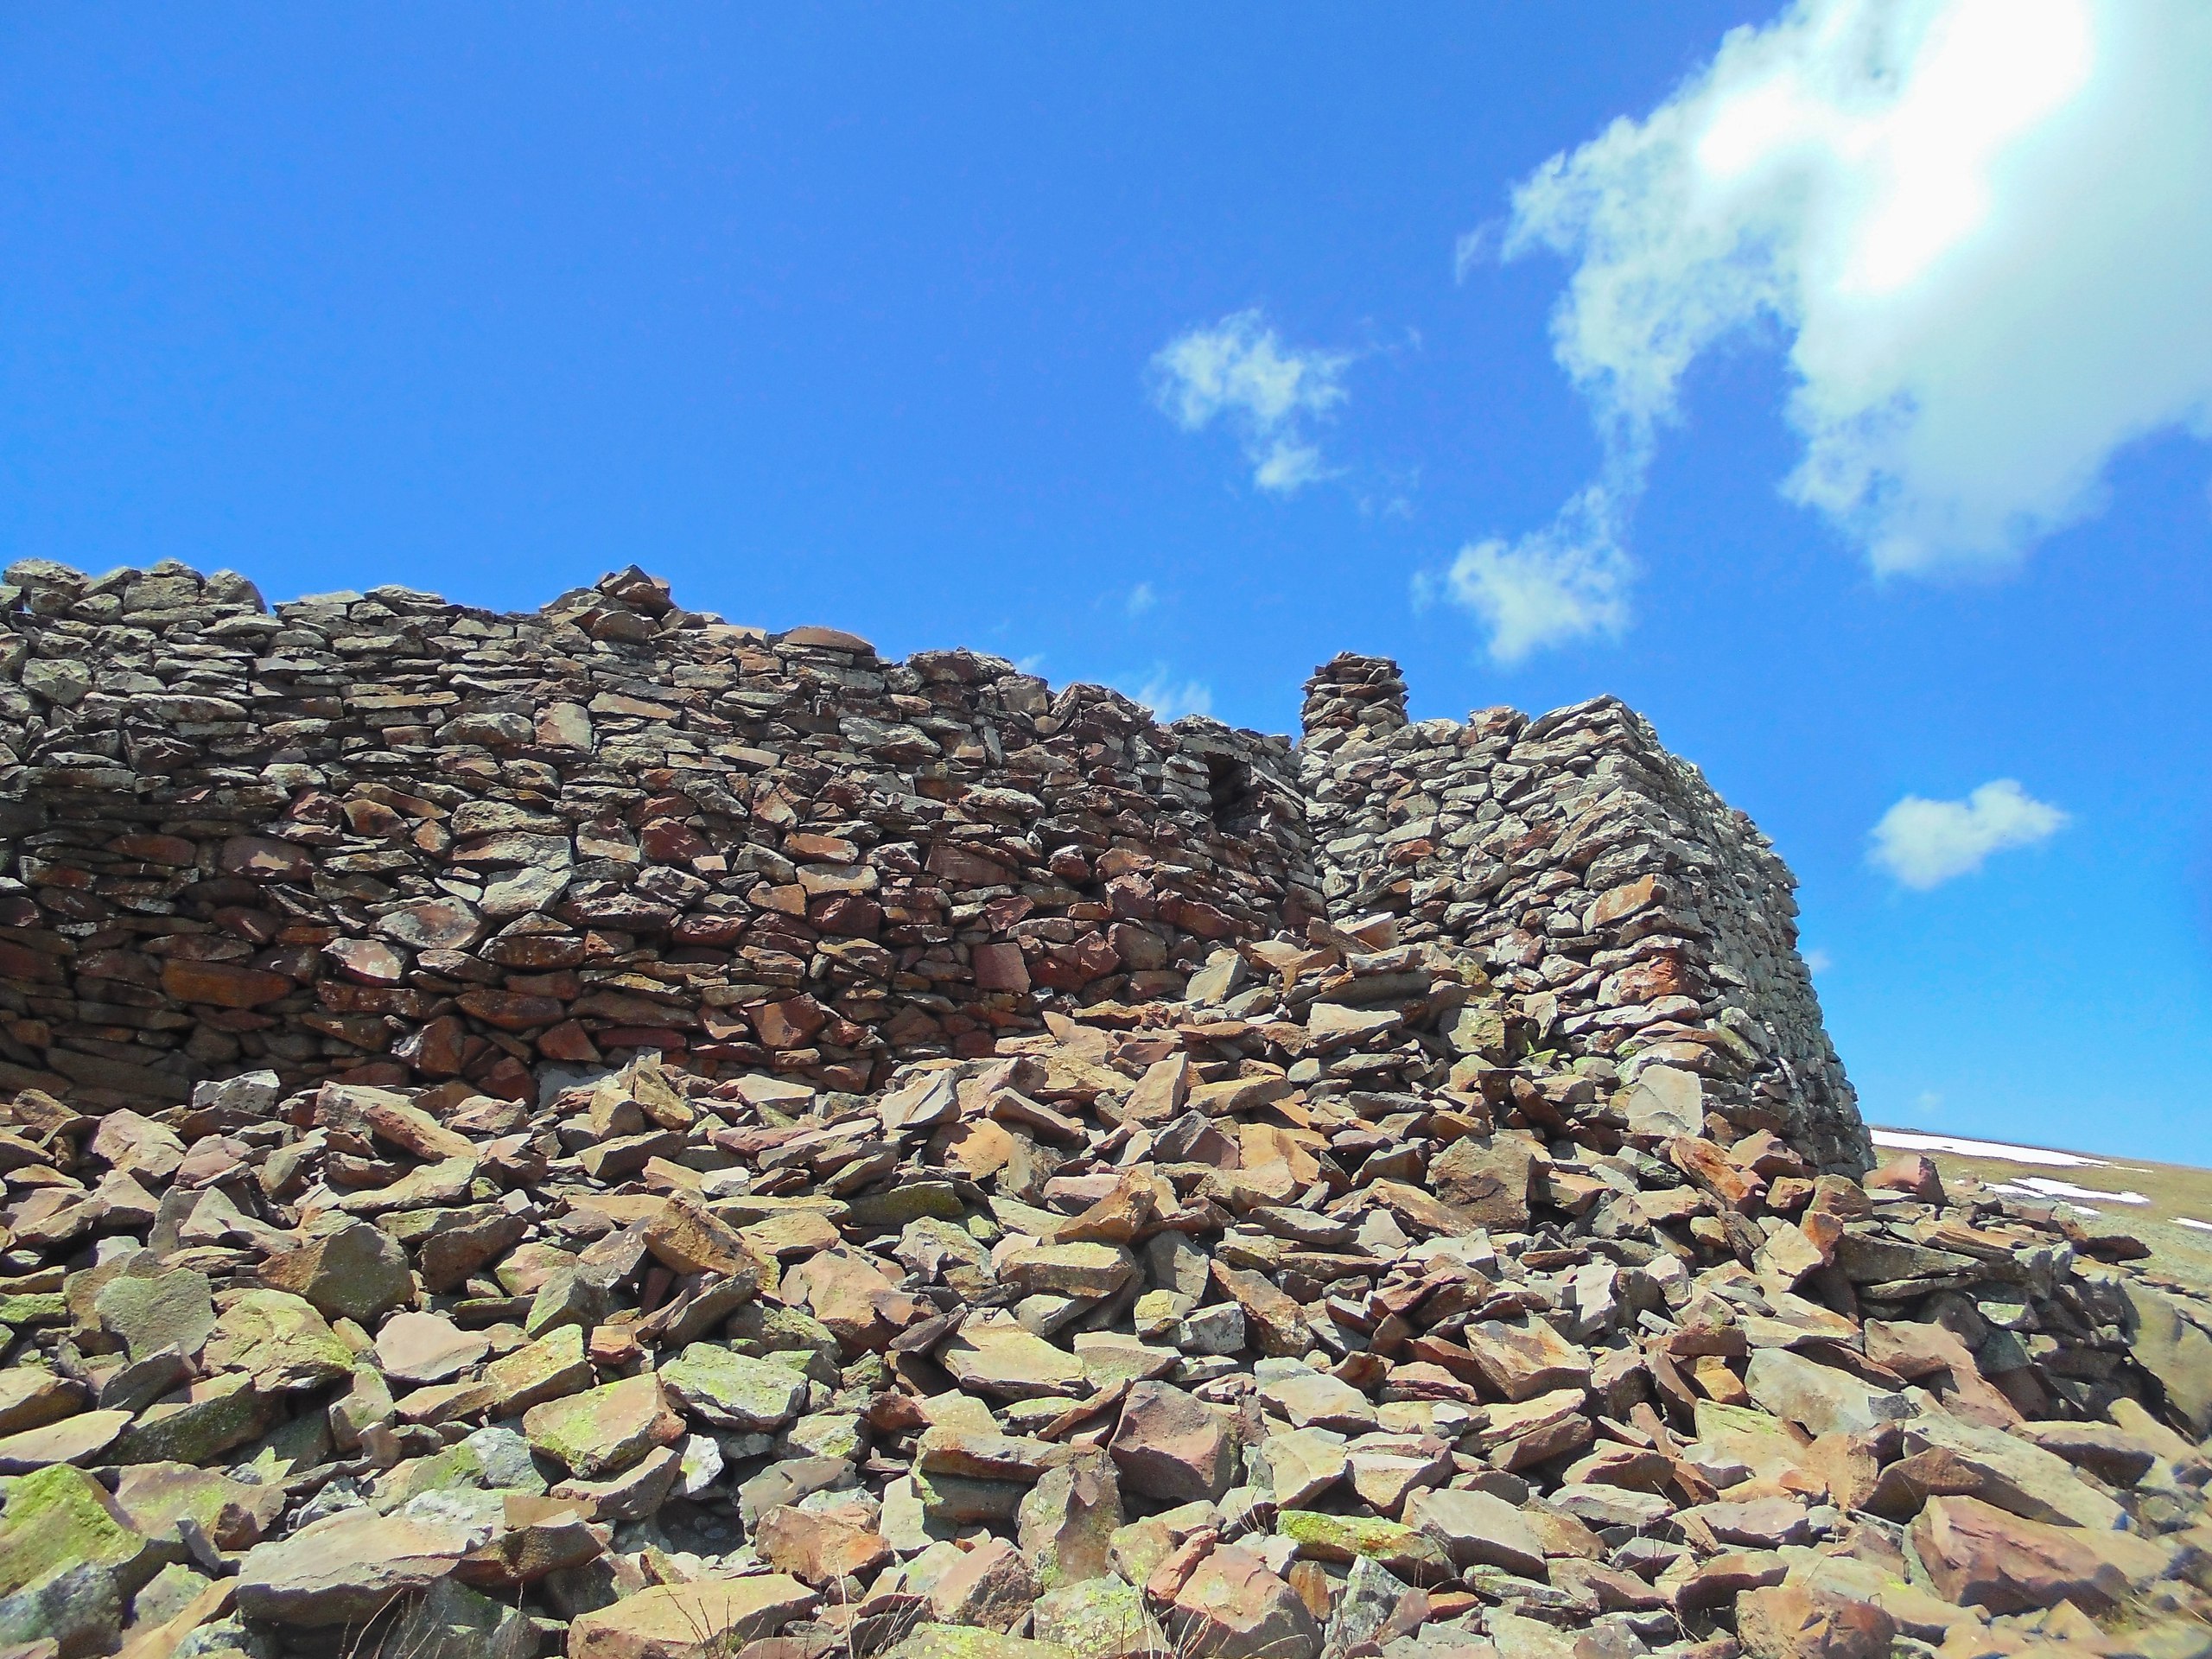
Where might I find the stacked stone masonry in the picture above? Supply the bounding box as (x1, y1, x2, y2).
(0, 560, 1315, 1116)
(1299, 655, 1865, 1175)
(0, 562, 1865, 1175)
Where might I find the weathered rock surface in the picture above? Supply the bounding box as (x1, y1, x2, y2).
(0, 564, 2202, 1659)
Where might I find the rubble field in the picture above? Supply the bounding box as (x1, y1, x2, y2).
(0, 952, 2205, 1659)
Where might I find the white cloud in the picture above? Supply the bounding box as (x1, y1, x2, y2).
(1442, 481, 1634, 663)
(1915, 1090, 1944, 1117)
(1123, 582, 1157, 620)
(1253, 439, 1328, 494)
(1870, 779, 2068, 888)
(1150, 309, 1351, 494)
(1013, 653, 1048, 676)
(1803, 948, 1834, 975)
(1125, 666, 1214, 724)
(1446, 0, 2212, 656)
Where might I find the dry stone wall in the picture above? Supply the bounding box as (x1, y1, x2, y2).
(0, 561, 1864, 1173)
(1300, 655, 1865, 1175)
(0, 560, 1314, 1113)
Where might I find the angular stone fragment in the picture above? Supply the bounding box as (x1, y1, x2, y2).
(111, 1372, 268, 1466)
(1211, 1265, 1307, 1357)
(202, 1291, 353, 1391)
(566, 1576, 818, 1659)
(1261, 1427, 1350, 1509)
(1261, 1369, 1376, 1433)
(1033, 1577, 1164, 1659)
(753, 1503, 891, 1587)
(642, 1193, 760, 1281)
(999, 1242, 1137, 1299)
(1019, 1447, 1122, 1589)
(375, 1312, 491, 1384)
(1744, 1351, 1908, 1439)
(1459, 1315, 1592, 1402)
(1164, 1544, 1323, 1659)
(2121, 1280, 2212, 1434)
(0, 1409, 127, 1471)
(917, 1425, 1070, 1483)
(112, 1468, 291, 1557)
(1109, 1382, 1233, 1503)
(926, 1535, 1037, 1632)
(1910, 1494, 2133, 1614)
(658, 1344, 809, 1430)
(0, 1371, 86, 1440)
(1429, 1135, 1539, 1228)
(260, 1220, 415, 1323)
(940, 1322, 1090, 1401)
(523, 1372, 683, 1478)
(96, 1268, 219, 1365)
(1403, 1487, 1547, 1577)
(1735, 1585, 1897, 1659)
(1273, 1510, 1452, 1582)
(784, 1248, 918, 1354)
(235, 1506, 479, 1626)
(0, 1465, 162, 1601)
(480, 1325, 593, 1416)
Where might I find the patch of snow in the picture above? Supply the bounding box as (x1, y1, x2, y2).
(2177, 1217, 2212, 1234)
(1989, 1176, 2149, 1205)
(1871, 1128, 2107, 1168)
(2017, 1185, 2150, 1211)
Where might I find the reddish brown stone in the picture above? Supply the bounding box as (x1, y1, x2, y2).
(1611, 952, 1697, 1004)
(972, 942, 1030, 993)
(670, 913, 747, 945)
(1736, 1586, 1897, 1659)
(161, 958, 296, 1008)
(111, 833, 199, 866)
(537, 1020, 603, 1063)
(641, 820, 708, 861)
(325, 938, 408, 985)
(0, 942, 65, 982)
(1910, 1495, 2127, 1613)
(218, 835, 314, 881)
(1109, 1381, 1234, 1503)
(1866, 1153, 1944, 1205)
(753, 996, 829, 1050)
(809, 894, 880, 937)
(456, 989, 564, 1031)
(378, 898, 485, 951)
(753, 1505, 892, 1588)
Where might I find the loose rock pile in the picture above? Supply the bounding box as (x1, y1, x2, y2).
(0, 941, 2203, 1659)
(0, 561, 2208, 1659)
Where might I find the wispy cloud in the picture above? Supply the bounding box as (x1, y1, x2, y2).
(1123, 582, 1157, 620)
(1150, 308, 1351, 495)
(1440, 480, 1635, 664)
(1870, 779, 2068, 889)
(1442, 0, 2212, 658)
(1803, 949, 1834, 976)
(1124, 665, 1214, 724)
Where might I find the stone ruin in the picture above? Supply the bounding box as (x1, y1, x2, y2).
(0, 557, 2203, 1659)
(0, 561, 1856, 1174)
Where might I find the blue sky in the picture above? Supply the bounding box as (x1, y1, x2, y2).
(4, 3, 2209, 1160)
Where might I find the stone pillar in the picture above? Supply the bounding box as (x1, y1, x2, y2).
(1299, 653, 1408, 745)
